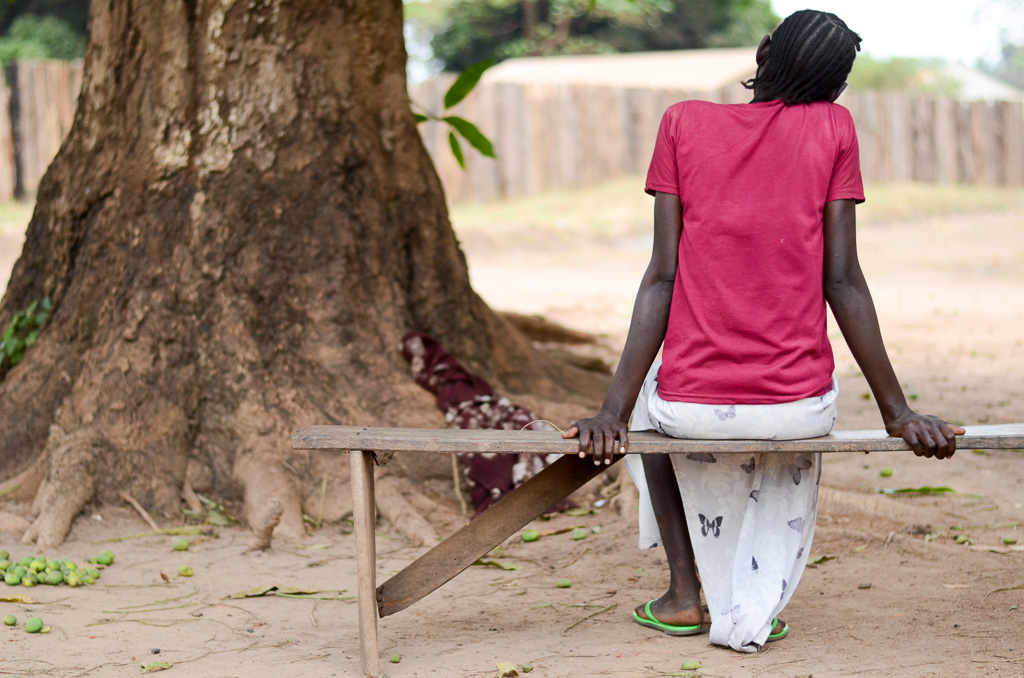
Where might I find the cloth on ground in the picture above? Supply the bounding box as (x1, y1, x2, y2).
(625, 360, 838, 652)
(401, 331, 565, 514)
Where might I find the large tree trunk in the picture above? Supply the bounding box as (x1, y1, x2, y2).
(0, 0, 599, 547)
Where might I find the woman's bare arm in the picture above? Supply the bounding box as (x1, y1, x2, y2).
(562, 192, 683, 465)
(823, 199, 964, 458)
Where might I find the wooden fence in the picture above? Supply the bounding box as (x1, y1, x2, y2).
(1, 64, 1021, 203)
(0, 59, 82, 200)
(412, 78, 1024, 203)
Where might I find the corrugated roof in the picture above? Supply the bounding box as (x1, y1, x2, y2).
(482, 48, 757, 91)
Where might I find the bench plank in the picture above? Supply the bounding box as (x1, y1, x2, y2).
(293, 423, 1024, 455)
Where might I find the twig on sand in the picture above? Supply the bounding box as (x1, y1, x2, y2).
(309, 599, 319, 627)
(972, 656, 1024, 664)
(121, 491, 161, 532)
(986, 583, 1024, 597)
(94, 525, 206, 543)
(0, 482, 21, 499)
(562, 602, 617, 635)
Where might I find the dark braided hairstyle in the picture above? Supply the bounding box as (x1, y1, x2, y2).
(743, 10, 862, 105)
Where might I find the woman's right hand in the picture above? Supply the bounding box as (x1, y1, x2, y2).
(562, 412, 629, 466)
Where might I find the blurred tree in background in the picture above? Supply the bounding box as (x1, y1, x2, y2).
(421, 0, 778, 72)
(0, 0, 88, 61)
(848, 56, 962, 97)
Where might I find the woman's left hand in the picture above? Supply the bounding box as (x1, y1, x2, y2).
(885, 411, 965, 459)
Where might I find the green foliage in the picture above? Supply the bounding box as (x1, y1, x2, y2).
(0, 15, 85, 62)
(848, 55, 961, 97)
(0, 297, 50, 371)
(429, 0, 778, 72)
(988, 42, 1024, 90)
(414, 59, 498, 169)
(0, 0, 89, 37)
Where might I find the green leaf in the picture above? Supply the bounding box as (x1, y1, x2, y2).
(24, 329, 39, 347)
(472, 558, 523, 571)
(41, 297, 51, 311)
(443, 58, 494, 109)
(448, 131, 465, 168)
(878, 486, 955, 495)
(25, 300, 38, 317)
(412, 112, 429, 124)
(442, 115, 495, 158)
(141, 661, 173, 673)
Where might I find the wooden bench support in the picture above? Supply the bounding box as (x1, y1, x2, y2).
(350, 450, 379, 678)
(292, 423, 1024, 677)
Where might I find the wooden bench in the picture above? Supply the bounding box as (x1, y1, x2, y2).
(291, 423, 1024, 677)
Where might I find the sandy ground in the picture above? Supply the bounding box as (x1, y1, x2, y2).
(2, 205, 1023, 677)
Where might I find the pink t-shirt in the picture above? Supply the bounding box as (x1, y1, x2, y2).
(646, 99, 865, 404)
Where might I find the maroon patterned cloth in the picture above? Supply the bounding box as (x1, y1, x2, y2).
(401, 331, 566, 514)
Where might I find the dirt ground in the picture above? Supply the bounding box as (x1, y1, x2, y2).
(2, 201, 1023, 677)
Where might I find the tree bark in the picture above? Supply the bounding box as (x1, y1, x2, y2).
(0, 0, 601, 547)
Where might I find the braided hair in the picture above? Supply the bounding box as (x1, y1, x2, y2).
(743, 10, 862, 105)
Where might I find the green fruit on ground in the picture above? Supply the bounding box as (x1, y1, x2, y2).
(555, 579, 572, 588)
(521, 529, 541, 543)
(0, 550, 8, 560)
(24, 617, 43, 633)
(389, 655, 401, 663)
(172, 539, 190, 552)
(178, 565, 194, 577)
(46, 571, 64, 586)
(96, 551, 115, 566)
(85, 568, 101, 579)
(2, 614, 15, 626)
(571, 528, 587, 541)
(521, 663, 534, 673)
(67, 574, 82, 587)
(1003, 536, 1018, 545)
(62, 560, 77, 571)
(879, 467, 893, 478)
(21, 573, 37, 587)
(82, 576, 96, 585)
(20, 556, 34, 567)
(0, 559, 9, 571)
(12, 566, 27, 579)
(4, 573, 20, 586)
(681, 660, 703, 670)
(29, 559, 45, 573)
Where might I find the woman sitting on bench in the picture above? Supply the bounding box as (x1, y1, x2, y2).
(564, 9, 963, 653)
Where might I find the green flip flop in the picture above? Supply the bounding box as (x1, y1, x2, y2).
(767, 617, 789, 641)
(632, 600, 703, 637)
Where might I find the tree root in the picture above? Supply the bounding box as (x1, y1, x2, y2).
(0, 510, 31, 534)
(246, 499, 284, 552)
(235, 450, 307, 542)
(374, 474, 441, 547)
(0, 453, 48, 501)
(21, 429, 101, 547)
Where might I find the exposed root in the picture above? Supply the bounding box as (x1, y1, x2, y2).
(247, 498, 284, 552)
(0, 453, 48, 501)
(235, 450, 307, 541)
(0, 510, 31, 534)
(374, 474, 440, 547)
(121, 491, 161, 532)
(22, 429, 102, 547)
(182, 474, 203, 515)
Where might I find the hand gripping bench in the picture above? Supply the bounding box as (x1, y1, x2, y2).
(291, 423, 1024, 677)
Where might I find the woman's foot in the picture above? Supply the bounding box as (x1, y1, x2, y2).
(632, 593, 704, 636)
(766, 617, 789, 641)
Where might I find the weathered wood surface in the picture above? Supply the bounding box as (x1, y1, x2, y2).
(293, 423, 1024, 455)
(350, 451, 379, 678)
(375, 452, 615, 618)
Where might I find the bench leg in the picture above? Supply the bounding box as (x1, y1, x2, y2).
(350, 450, 380, 678)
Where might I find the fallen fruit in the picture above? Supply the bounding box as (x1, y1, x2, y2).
(172, 538, 191, 552)
(521, 530, 540, 543)
(96, 551, 115, 566)
(4, 573, 19, 586)
(879, 467, 893, 478)
(681, 659, 702, 670)
(571, 528, 587, 541)
(2, 614, 15, 626)
(25, 617, 43, 633)
(390, 655, 401, 663)
(555, 579, 572, 588)
(178, 565, 194, 577)
(1003, 536, 1018, 545)
(45, 571, 64, 586)
(521, 663, 534, 673)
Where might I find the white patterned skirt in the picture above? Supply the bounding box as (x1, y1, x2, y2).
(624, 361, 838, 653)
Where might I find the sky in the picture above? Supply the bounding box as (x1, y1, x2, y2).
(769, 0, 1021, 65)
